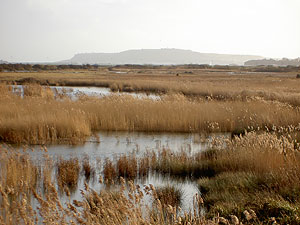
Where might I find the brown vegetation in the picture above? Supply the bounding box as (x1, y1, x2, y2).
(56, 158, 80, 192)
(156, 185, 182, 207)
(1, 65, 300, 223)
(93, 130, 300, 223)
(116, 154, 138, 180)
(1, 65, 300, 106)
(0, 84, 299, 144)
(82, 156, 96, 181)
(103, 158, 117, 182)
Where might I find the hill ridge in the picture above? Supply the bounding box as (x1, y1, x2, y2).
(57, 48, 263, 65)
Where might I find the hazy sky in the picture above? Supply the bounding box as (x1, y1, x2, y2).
(1, 0, 299, 62)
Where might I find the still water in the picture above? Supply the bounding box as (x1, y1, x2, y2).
(15, 131, 228, 212)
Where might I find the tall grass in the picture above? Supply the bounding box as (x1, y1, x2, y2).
(0, 84, 299, 144)
(116, 154, 138, 180)
(156, 185, 182, 207)
(56, 158, 80, 192)
(196, 132, 300, 223)
(147, 130, 300, 177)
(82, 156, 96, 181)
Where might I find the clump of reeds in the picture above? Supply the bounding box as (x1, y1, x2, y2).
(138, 156, 151, 177)
(155, 185, 182, 207)
(103, 158, 117, 183)
(82, 156, 96, 181)
(56, 158, 80, 192)
(23, 84, 54, 99)
(0, 145, 40, 224)
(116, 154, 138, 180)
(0, 145, 39, 195)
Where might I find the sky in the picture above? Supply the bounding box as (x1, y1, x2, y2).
(0, 0, 299, 62)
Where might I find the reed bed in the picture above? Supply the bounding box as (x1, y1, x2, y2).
(56, 158, 80, 192)
(0, 145, 220, 225)
(195, 132, 300, 223)
(102, 152, 152, 183)
(95, 131, 300, 223)
(1, 84, 300, 144)
(116, 154, 138, 180)
(108, 79, 300, 107)
(156, 131, 300, 223)
(156, 185, 182, 207)
(2, 67, 300, 106)
(82, 156, 96, 182)
(1, 130, 300, 223)
(97, 129, 300, 180)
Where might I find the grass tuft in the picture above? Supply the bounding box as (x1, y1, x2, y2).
(56, 158, 80, 192)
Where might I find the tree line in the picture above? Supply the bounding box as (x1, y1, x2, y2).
(0, 64, 102, 72)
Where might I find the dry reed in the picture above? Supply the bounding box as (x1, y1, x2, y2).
(82, 156, 96, 181)
(1, 84, 299, 144)
(156, 185, 182, 207)
(56, 158, 80, 192)
(116, 154, 138, 180)
(2, 67, 300, 106)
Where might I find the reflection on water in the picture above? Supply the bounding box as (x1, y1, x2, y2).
(32, 131, 209, 160)
(57, 171, 200, 213)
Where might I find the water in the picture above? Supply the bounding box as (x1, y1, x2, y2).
(32, 131, 208, 160)
(11, 85, 160, 100)
(18, 131, 228, 212)
(111, 71, 127, 74)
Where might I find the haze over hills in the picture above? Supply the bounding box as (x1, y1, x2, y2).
(57, 49, 264, 66)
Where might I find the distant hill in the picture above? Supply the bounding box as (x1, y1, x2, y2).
(245, 58, 300, 66)
(57, 49, 263, 65)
